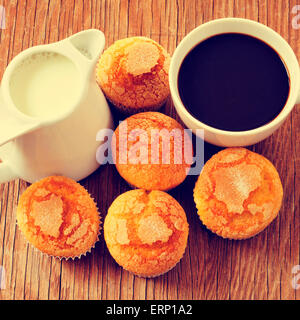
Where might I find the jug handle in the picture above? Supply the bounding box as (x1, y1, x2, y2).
(0, 101, 41, 183)
(0, 100, 41, 147)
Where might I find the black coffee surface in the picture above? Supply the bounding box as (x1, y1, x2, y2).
(178, 33, 290, 131)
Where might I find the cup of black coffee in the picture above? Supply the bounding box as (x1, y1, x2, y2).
(169, 18, 300, 146)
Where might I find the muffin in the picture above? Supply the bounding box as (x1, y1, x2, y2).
(104, 189, 189, 277)
(193, 148, 283, 239)
(112, 112, 193, 191)
(96, 36, 170, 114)
(16, 176, 101, 259)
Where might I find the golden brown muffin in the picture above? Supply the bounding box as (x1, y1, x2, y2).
(193, 148, 283, 239)
(112, 112, 193, 191)
(16, 176, 101, 259)
(104, 189, 189, 277)
(96, 36, 170, 114)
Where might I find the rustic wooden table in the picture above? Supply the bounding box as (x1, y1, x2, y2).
(0, 0, 299, 300)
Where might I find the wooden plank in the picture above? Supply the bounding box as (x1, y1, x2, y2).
(288, 0, 300, 301)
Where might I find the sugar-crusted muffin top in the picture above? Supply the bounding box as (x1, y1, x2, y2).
(125, 41, 160, 76)
(16, 176, 100, 258)
(96, 37, 170, 111)
(104, 189, 189, 277)
(112, 112, 193, 191)
(194, 148, 283, 239)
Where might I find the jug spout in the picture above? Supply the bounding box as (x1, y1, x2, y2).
(57, 29, 106, 80)
(68, 29, 105, 62)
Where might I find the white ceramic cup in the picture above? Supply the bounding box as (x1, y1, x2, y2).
(169, 18, 300, 147)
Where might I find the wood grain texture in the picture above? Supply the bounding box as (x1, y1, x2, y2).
(0, 0, 299, 300)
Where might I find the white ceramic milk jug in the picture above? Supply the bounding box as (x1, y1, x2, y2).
(0, 29, 113, 183)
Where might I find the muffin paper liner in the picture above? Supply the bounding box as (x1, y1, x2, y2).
(105, 95, 168, 115)
(124, 255, 185, 278)
(17, 193, 102, 261)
